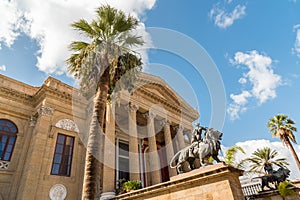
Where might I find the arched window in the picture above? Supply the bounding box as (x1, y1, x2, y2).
(0, 119, 18, 161)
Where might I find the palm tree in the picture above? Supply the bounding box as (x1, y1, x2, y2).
(66, 5, 143, 199)
(242, 147, 289, 174)
(267, 114, 300, 170)
(224, 145, 245, 168)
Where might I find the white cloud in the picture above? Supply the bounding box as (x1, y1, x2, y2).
(293, 24, 300, 57)
(222, 139, 300, 180)
(227, 51, 282, 120)
(238, 77, 247, 84)
(210, 4, 246, 29)
(227, 104, 246, 121)
(0, 65, 6, 71)
(0, 0, 156, 75)
(230, 91, 251, 105)
(0, 0, 27, 49)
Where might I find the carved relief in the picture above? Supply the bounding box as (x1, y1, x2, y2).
(0, 161, 9, 170)
(55, 119, 79, 133)
(38, 106, 54, 116)
(29, 116, 37, 127)
(49, 184, 67, 200)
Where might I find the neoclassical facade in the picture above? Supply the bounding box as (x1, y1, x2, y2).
(0, 73, 198, 199)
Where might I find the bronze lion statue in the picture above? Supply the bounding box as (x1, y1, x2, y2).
(254, 167, 291, 191)
(169, 128, 223, 174)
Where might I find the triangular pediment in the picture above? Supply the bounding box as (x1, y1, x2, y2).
(141, 84, 181, 107)
(132, 73, 199, 121)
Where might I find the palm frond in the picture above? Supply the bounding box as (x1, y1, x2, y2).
(267, 114, 298, 144)
(124, 35, 144, 47)
(66, 5, 143, 99)
(241, 147, 289, 175)
(71, 19, 95, 38)
(69, 41, 89, 52)
(224, 145, 245, 166)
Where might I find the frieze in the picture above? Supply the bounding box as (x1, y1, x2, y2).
(33, 85, 73, 106)
(0, 87, 33, 105)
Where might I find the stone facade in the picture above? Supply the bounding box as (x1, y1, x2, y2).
(0, 73, 198, 199)
(114, 163, 244, 200)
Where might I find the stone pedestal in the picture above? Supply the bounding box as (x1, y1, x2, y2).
(113, 163, 244, 200)
(100, 192, 116, 200)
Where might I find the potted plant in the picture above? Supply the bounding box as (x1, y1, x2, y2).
(123, 180, 142, 192)
(116, 178, 127, 195)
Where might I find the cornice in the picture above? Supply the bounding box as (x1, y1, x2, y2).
(0, 74, 38, 95)
(0, 86, 33, 105)
(33, 85, 72, 105)
(0, 73, 198, 122)
(0, 82, 86, 112)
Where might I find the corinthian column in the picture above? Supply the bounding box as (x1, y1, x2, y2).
(175, 125, 186, 150)
(127, 103, 140, 181)
(101, 103, 116, 200)
(146, 111, 161, 185)
(161, 119, 177, 177)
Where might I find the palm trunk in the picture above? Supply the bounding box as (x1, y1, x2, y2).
(286, 137, 300, 171)
(82, 66, 110, 200)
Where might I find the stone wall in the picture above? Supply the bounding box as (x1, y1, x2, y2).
(114, 163, 244, 200)
(0, 75, 86, 200)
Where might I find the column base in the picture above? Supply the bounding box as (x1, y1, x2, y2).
(100, 192, 116, 200)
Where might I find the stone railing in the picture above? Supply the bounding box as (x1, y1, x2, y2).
(0, 160, 10, 170)
(242, 182, 261, 198)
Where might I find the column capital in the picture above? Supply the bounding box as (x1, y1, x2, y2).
(143, 110, 156, 120)
(160, 118, 171, 126)
(38, 106, 54, 116)
(174, 125, 184, 132)
(126, 103, 139, 113)
(29, 115, 37, 127)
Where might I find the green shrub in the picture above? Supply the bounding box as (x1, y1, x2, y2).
(116, 178, 127, 194)
(123, 180, 142, 191)
(277, 181, 296, 197)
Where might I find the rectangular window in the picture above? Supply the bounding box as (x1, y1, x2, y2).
(117, 141, 129, 181)
(51, 133, 74, 176)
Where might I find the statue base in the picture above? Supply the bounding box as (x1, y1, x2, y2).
(113, 163, 244, 200)
(100, 192, 116, 200)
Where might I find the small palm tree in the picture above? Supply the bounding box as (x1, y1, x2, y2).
(242, 147, 289, 174)
(224, 145, 245, 168)
(267, 114, 300, 170)
(66, 5, 143, 199)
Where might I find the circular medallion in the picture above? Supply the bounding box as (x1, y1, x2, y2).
(49, 184, 67, 200)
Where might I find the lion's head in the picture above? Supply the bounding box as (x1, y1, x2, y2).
(205, 128, 222, 141)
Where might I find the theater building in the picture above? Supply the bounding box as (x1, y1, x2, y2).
(0, 73, 198, 199)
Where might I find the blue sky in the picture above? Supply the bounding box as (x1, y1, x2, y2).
(1, 0, 300, 178)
